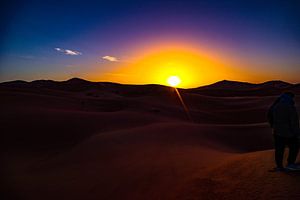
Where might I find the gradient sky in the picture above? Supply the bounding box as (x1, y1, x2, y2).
(1, 0, 300, 87)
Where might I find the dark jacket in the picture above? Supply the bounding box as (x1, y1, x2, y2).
(270, 94, 300, 138)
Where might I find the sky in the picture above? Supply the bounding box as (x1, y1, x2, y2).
(0, 0, 300, 88)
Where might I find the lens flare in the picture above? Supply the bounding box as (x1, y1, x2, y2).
(167, 76, 181, 87)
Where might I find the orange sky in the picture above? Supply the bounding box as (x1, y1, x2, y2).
(88, 42, 278, 88)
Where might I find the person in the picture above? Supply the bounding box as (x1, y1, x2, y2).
(268, 92, 300, 171)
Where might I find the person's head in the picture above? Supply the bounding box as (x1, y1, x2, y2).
(283, 91, 295, 99)
(279, 91, 295, 105)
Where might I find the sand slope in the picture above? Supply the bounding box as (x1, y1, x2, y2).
(1, 79, 300, 200)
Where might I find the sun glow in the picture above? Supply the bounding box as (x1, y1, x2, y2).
(167, 76, 181, 87)
(96, 42, 242, 88)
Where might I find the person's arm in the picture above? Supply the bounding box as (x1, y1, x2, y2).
(267, 97, 281, 128)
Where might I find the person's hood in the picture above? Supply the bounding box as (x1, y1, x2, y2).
(279, 93, 295, 105)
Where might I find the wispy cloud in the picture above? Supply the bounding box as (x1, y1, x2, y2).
(55, 47, 82, 56)
(102, 55, 119, 62)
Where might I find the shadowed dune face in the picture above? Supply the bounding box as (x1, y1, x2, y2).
(1, 80, 300, 200)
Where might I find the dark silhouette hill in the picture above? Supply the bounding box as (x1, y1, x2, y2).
(1, 78, 299, 96)
(197, 80, 292, 90)
(190, 80, 298, 96)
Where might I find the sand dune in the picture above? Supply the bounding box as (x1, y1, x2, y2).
(1, 79, 300, 200)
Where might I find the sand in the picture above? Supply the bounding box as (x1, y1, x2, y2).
(1, 79, 300, 200)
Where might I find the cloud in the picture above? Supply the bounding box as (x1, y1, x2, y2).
(55, 47, 82, 56)
(102, 55, 118, 62)
(65, 49, 82, 55)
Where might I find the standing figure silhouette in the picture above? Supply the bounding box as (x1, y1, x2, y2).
(268, 92, 300, 171)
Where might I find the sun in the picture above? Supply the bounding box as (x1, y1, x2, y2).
(167, 76, 181, 87)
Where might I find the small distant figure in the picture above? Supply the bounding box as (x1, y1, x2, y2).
(268, 92, 300, 172)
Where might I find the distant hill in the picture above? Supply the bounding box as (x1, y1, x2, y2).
(195, 80, 292, 90)
(1, 78, 299, 96)
(196, 80, 256, 90)
(189, 80, 299, 96)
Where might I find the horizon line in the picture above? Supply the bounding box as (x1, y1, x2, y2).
(1, 77, 299, 89)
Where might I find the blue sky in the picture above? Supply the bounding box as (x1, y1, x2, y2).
(0, 0, 300, 84)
